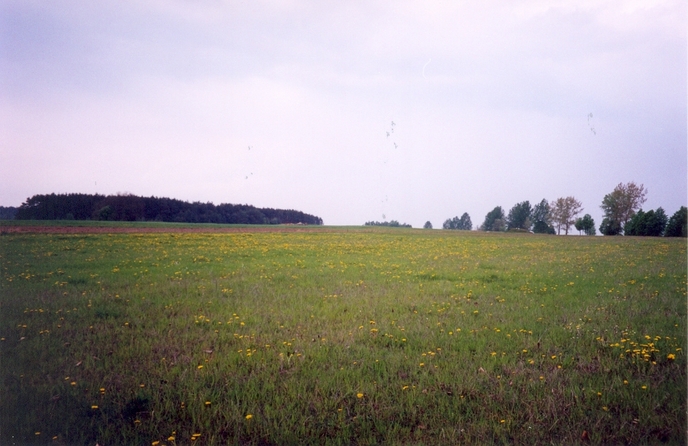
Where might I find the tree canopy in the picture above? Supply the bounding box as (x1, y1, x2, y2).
(14, 193, 323, 225)
(481, 207, 505, 232)
(0, 206, 18, 220)
(665, 207, 687, 237)
(443, 213, 472, 230)
(624, 208, 668, 237)
(531, 199, 555, 234)
(506, 201, 532, 231)
(551, 197, 583, 235)
(600, 182, 647, 235)
(574, 214, 596, 236)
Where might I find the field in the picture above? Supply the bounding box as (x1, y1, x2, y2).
(1, 224, 685, 445)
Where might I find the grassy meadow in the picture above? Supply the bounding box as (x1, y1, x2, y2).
(0, 226, 685, 445)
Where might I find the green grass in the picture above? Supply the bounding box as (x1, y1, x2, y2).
(1, 228, 685, 445)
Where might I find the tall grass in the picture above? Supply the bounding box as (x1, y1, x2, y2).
(0, 229, 685, 444)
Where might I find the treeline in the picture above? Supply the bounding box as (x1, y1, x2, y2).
(442, 213, 472, 230)
(13, 193, 323, 225)
(474, 182, 686, 237)
(364, 220, 412, 228)
(0, 206, 17, 220)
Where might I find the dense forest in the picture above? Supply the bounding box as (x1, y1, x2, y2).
(0, 206, 17, 220)
(12, 193, 323, 225)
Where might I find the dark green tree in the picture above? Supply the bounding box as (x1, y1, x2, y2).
(458, 212, 472, 230)
(599, 217, 622, 235)
(15, 193, 323, 225)
(0, 206, 17, 220)
(665, 207, 687, 237)
(423, 221, 433, 229)
(443, 213, 471, 230)
(531, 199, 555, 234)
(625, 208, 668, 236)
(574, 214, 596, 235)
(506, 201, 532, 231)
(481, 206, 505, 231)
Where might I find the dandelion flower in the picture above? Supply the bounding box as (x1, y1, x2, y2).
(245, 414, 253, 420)
(357, 393, 364, 398)
(205, 401, 211, 406)
(91, 405, 98, 409)
(667, 353, 676, 360)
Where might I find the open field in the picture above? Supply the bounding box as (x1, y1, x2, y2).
(1, 224, 685, 445)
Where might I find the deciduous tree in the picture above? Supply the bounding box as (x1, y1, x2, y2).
(574, 214, 596, 236)
(551, 197, 583, 235)
(600, 182, 647, 235)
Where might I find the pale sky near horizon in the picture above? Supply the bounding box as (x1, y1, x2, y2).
(1, 0, 686, 228)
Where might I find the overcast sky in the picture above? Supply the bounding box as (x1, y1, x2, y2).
(1, 0, 686, 228)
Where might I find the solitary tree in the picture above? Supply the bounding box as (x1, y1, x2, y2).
(481, 206, 505, 232)
(506, 201, 532, 231)
(665, 207, 687, 237)
(574, 214, 596, 235)
(600, 182, 647, 235)
(551, 197, 583, 235)
(531, 199, 555, 234)
(424, 221, 433, 229)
